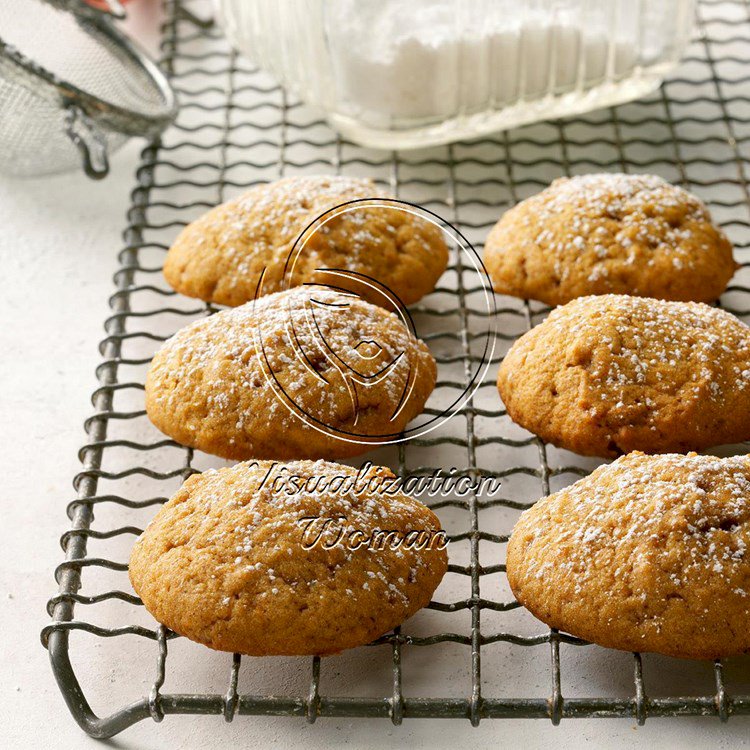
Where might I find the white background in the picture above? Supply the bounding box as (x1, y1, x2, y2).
(1, 1, 749, 747)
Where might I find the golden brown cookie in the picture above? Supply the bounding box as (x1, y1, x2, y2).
(507, 452, 750, 659)
(163, 175, 449, 307)
(484, 173, 736, 305)
(497, 294, 750, 457)
(129, 460, 448, 656)
(145, 285, 436, 460)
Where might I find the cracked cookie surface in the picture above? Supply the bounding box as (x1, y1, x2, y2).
(484, 173, 736, 306)
(145, 285, 437, 460)
(164, 174, 449, 307)
(497, 294, 750, 457)
(506, 452, 750, 659)
(129, 460, 448, 656)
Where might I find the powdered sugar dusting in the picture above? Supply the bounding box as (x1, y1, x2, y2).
(518, 452, 750, 603)
(547, 294, 750, 406)
(233, 175, 386, 256)
(147, 285, 433, 439)
(176, 174, 446, 303)
(142, 460, 444, 606)
(524, 173, 723, 272)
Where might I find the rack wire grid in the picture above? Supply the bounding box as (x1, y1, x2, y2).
(43, 0, 750, 738)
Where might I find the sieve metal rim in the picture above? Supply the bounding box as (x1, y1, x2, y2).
(0, 0, 177, 139)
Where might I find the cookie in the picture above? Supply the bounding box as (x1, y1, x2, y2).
(497, 294, 750, 457)
(484, 173, 736, 306)
(129, 460, 448, 656)
(163, 175, 449, 307)
(507, 452, 750, 659)
(145, 285, 436, 460)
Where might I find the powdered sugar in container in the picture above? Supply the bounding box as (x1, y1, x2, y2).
(215, 0, 695, 150)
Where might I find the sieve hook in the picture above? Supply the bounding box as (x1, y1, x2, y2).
(64, 104, 109, 179)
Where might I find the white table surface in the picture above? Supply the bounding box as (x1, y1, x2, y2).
(2, 2, 749, 748)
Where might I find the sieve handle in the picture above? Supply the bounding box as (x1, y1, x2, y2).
(64, 105, 109, 180)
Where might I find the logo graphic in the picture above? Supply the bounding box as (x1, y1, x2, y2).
(252, 198, 496, 445)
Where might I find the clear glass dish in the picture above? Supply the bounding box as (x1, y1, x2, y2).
(216, 0, 696, 150)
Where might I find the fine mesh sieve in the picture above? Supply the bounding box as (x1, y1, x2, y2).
(0, 0, 177, 178)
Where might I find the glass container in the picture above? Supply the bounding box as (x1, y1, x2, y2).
(216, 0, 695, 149)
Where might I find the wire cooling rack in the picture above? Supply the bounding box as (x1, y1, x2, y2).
(43, 0, 750, 738)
